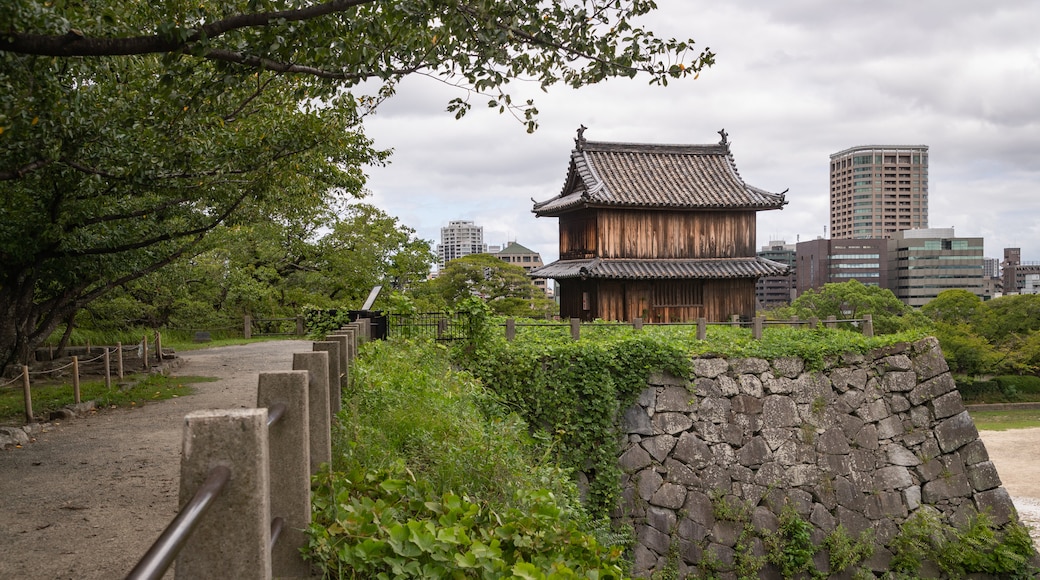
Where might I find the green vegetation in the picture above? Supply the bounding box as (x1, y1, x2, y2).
(306, 338, 627, 578)
(970, 408, 1040, 431)
(769, 280, 930, 335)
(889, 510, 1037, 578)
(0, 374, 213, 423)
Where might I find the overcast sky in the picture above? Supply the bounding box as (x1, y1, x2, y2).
(358, 0, 1040, 268)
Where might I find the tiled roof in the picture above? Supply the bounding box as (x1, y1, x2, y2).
(533, 136, 787, 216)
(529, 257, 790, 280)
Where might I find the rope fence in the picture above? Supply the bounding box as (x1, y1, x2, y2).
(9, 332, 167, 424)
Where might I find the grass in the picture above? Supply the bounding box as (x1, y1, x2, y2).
(163, 335, 292, 352)
(0, 373, 216, 424)
(969, 408, 1040, 431)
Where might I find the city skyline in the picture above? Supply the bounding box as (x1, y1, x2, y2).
(358, 1, 1040, 267)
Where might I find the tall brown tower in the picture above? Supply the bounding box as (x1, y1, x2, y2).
(829, 145, 928, 239)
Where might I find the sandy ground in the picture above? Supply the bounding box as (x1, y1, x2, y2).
(1, 344, 1039, 579)
(0, 340, 310, 580)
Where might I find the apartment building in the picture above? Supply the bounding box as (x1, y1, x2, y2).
(829, 145, 928, 239)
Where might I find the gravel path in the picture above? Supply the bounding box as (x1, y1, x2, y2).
(1, 342, 1039, 578)
(0, 340, 310, 580)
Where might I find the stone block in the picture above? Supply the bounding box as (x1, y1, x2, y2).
(876, 415, 905, 440)
(737, 374, 764, 398)
(723, 422, 746, 445)
(622, 403, 654, 435)
(647, 506, 677, 534)
(810, 502, 837, 533)
(974, 487, 1016, 526)
(730, 357, 770, 374)
(910, 404, 932, 428)
(772, 356, 805, 378)
(835, 506, 873, 537)
(711, 519, 744, 547)
(881, 370, 917, 393)
(0, 426, 30, 448)
(931, 390, 965, 419)
(699, 396, 732, 424)
(619, 444, 653, 473)
(911, 337, 949, 381)
(663, 458, 700, 486)
(677, 517, 709, 542)
(966, 460, 1001, 492)
(736, 436, 772, 468)
(655, 386, 696, 413)
(762, 395, 799, 427)
(716, 374, 739, 397)
(934, 411, 978, 453)
(730, 393, 763, 415)
(692, 377, 721, 398)
(753, 462, 786, 488)
(729, 464, 754, 484)
(751, 506, 780, 533)
(878, 491, 908, 518)
(908, 372, 956, 406)
(875, 465, 913, 490)
(817, 427, 851, 455)
(904, 485, 922, 510)
(638, 387, 656, 408)
(653, 412, 693, 435)
(631, 543, 660, 576)
(637, 468, 663, 501)
(855, 399, 890, 423)
(762, 374, 795, 394)
(960, 439, 990, 466)
(787, 464, 819, 487)
(761, 427, 794, 451)
(849, 449, 877, 472)
(922, 473, 972, 503)
(884, 443, 921, 467)
(889, 394, 911, 413)
(692, 357, 728, 378)
(649, 370, 687, 386)
(882, 354, 913, 371)
(641, 434, 677, 463)
(672, 432, 715, 469)
(650, 482, 687, 509)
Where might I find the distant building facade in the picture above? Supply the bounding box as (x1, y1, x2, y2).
(1001, 247, 1040, 295)
(755, 240, 796, 308)
(795, 238, 888, 295)
(887, 228, 984, 307)
(829, 145, 928, 239)
(437, 220, 487, 269)
(492, 241, 550, 297)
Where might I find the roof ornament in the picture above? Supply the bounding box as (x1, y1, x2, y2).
(575, 124, 587, 150)
(717, 128, 729, 146)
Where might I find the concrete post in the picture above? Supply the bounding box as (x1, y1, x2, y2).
(295, 316, 305, 336)
(826, 315, 837, 329)
(293, 352, 332, 474)
(72, 356, 81, 404)
(175, 409, 271, 580)
(244, 315, 252, 339)
(257, 371, 311, 579)
(505, 318, 515, 342)
(312, 341, 341, 415)
(752, 317, 763, 340)
(696, 318, 706, 340)
(342, 326, 357, 365)
(22, 365, 32, 424)
(862, 314, 874, 338)
(357, 318, 371, 342)
(808, 317, 819, 329)
(570, 318, 581, 341)
(117, 342, 124, 379)
(730, 314, 740, 328)
(324, 334, 349, 391)
(633, 317, 643, 331)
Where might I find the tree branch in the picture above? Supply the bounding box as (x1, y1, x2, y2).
(0, 159, 53, 181)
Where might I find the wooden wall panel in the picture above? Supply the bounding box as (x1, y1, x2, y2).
(559, 211, 597, 260)
(594, 209, 756, 259)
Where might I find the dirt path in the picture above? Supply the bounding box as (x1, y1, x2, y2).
(977, 427, 1040, 544)
(0, 340, 310, 580)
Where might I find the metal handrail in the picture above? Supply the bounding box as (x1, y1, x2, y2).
(126, 465, 231, 580)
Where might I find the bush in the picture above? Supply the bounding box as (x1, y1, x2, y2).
(995, 375, 1040, 395)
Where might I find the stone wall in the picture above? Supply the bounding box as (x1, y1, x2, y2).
(615, 337, 1021, 578)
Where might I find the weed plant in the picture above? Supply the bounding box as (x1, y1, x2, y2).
(308, 337, 627, 577)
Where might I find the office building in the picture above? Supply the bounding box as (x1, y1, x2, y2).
(795, 238, 888, 295)
(493, 241, 551, 297)
(1001, 247, 1040, 295)
(829, 145, 928, 239)
(437, 220, 487, 269)
(888, 228, 984, 307)
(756, 240, 797, 307)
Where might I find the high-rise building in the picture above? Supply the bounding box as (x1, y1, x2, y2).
(1000, 247, 1040, 295)
(829, 145, 929, 239)
(887, 228, 984, 307)
(755, 240, 797, 307)
(437, 220, 487, 269)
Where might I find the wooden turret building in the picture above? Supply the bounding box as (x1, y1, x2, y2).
(530, 128, 788, 322)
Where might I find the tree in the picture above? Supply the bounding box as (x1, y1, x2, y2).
(786, 280, 929, 335)
(425, 253, 556, 318)
(0, 1, 712, 372)
(921, 289, 984, 326)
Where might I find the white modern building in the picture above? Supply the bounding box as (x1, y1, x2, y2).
(436, 220, 487, 269)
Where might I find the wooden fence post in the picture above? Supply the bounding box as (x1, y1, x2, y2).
(244, 315, 252, 340)
(142, 335, 149, 370)
(73, 356, 81, 404)
(505, 318, 515, 342)
(22, 365, 33, 424)
(117, 342, 124, 379)
(155, 331, 163, 365)
(697, 318, 706, 341)
(570, 318, 581, 341)
(104, 348, 112, 389)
